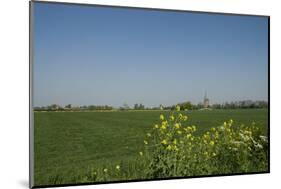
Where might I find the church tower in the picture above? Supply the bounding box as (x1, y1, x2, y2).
(203, 91, 209, 108)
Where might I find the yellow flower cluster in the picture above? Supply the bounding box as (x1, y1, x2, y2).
(147, 111, 196, 153)
(141, 115, 267, 178)
(116, 165, 120, 170)
(174, 123, 180, 129)
(161, 139, 168, 145)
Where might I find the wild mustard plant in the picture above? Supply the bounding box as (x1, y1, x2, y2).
(141, 107, 268, 178)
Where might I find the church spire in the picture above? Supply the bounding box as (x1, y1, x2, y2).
(203, 90, 209, 108)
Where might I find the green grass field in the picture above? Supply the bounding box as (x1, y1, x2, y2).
(34, 109, 268, 185)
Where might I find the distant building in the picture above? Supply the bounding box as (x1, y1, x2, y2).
(203, 91, 209, 108)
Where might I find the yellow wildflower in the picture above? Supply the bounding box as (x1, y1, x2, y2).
(173, 139, 177, 145)
(144, 140, 148, 145)
(186, 134, 192, 139)
(186, 126, 192, 132)
(169, 115, 175, 121)
(175, 123, 180, 129)
(215, 131, 219, 139)
(160, 114, 164, 120)
(166, 145, 172, 151)
(177, 130, 182, 135)
(192, 125, 196, 132)
(161, 139, 168, 145)
(210, 141, 215, 146)
(116, 165, 120, 170)
(103, 168, 108, 173)
(154, 124, 159, 129)
(162, 120, 168, 126)
(139, 151, 143, 156)
(178, 113, 183, 119)
(176, 105, 180, 111)
(183, 115, 188, 121)
(160, 125, 167, 130)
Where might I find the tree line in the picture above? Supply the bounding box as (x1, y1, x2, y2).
(34, 104, 113, 111)
(34, 100, 268, 112)
(161, 100, 268, 110)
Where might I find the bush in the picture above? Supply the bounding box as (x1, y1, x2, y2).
(142, 105, 268, 178)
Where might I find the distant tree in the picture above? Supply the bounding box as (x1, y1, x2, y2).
(48, 104, 59, 111)
(134, 103, 139, 110)
(139, 103, 145, 110)
(197, 103, 204, 109)
(211, 100, 268, 109)
(133, 103, 145, 110)
(179, 101, 193, 110)
(123, 103, 130, 110)
(34, 107, 43, 111)
(65, 104, 72, 109)
(212, 104, 222, 109)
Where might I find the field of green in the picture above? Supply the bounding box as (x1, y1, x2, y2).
(34, 109, 268, 186)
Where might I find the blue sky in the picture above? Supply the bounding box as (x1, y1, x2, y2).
(33, 2, 268, 108)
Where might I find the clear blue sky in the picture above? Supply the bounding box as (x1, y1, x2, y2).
(33, 2, 268, 108)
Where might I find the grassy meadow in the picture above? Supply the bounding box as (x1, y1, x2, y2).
(34, 109, 268, 186)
